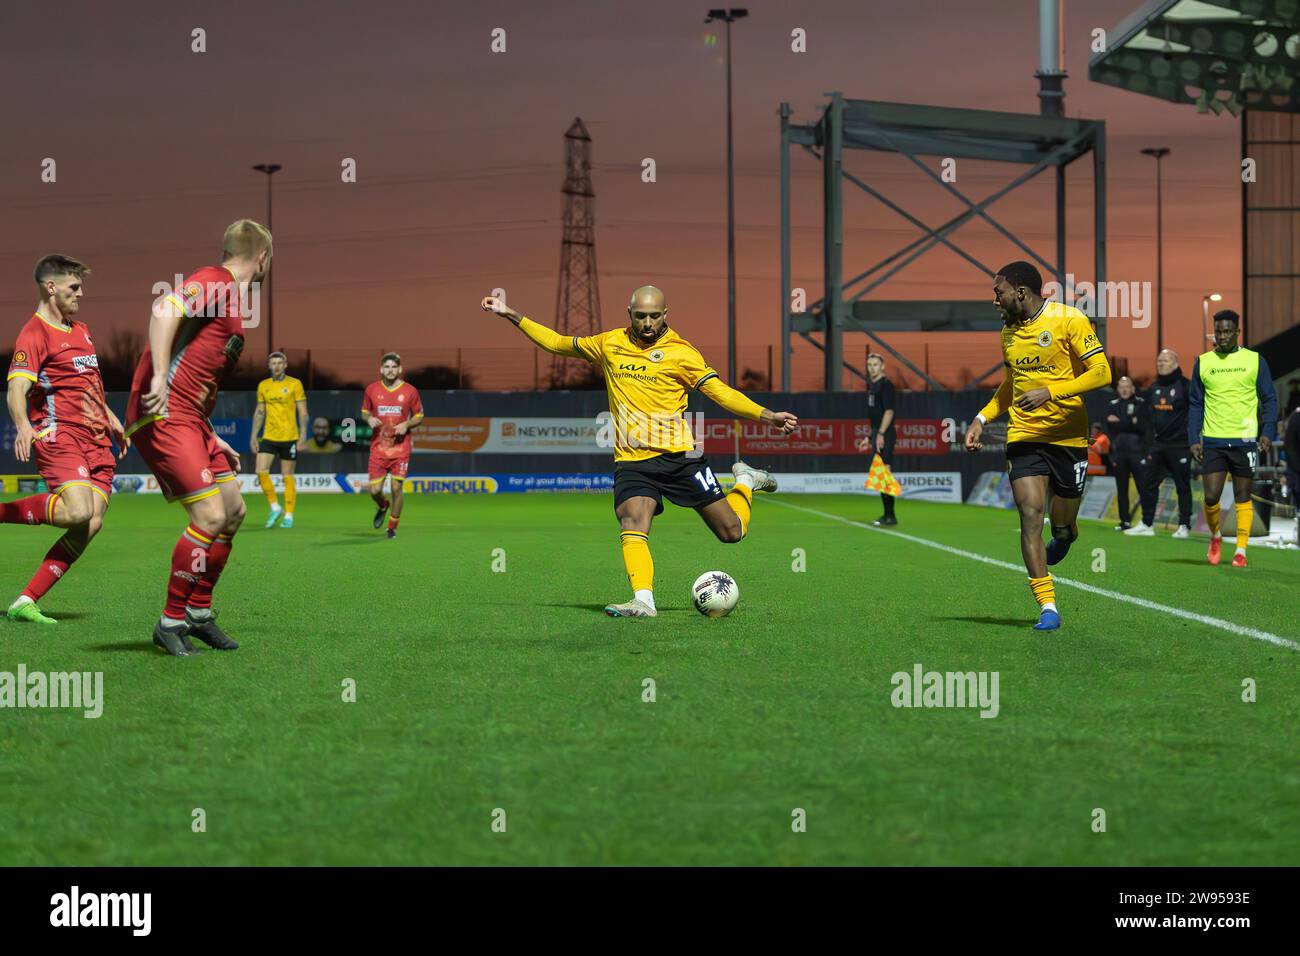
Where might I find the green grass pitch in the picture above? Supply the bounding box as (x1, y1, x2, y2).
(1, 491, 1296, 866)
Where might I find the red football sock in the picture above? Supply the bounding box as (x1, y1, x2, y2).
(164, 524, 213, 619)
(0, 493, 54, 526)
(188, 534, 233, 610)
(21, 536, 82, 602)
(387, 513, 400, 531)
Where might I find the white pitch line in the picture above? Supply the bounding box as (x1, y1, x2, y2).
(769, 499, 1300, 652)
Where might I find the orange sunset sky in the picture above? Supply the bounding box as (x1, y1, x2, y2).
(0, 0, 1243, 389)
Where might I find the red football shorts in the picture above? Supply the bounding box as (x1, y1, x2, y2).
(33, 430, 116, 505)
(132, 417, 237, 504)
(368, 451, 410, 482)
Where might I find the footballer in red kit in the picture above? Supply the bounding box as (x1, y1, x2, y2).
(3, 255, 129, 624)
(362, 353, 424, 538)
(122, 219, 272, 656)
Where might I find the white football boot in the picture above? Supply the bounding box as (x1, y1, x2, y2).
(1125, 522, 1155, 536)
(731, 460, 777, 493)
(1172, 524, 1191, 539)
(604, 598, 657, 618)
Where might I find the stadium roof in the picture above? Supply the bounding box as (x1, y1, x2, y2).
(1089, 0, 1300, 114)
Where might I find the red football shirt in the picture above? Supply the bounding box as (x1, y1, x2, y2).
(362, 380, 423, 459)
(125, 265, 248, 431)
(7, 313, 112, 447)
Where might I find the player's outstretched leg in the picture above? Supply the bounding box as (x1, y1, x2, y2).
(606, 496, 657, 617)
(6, 486, 103, 625)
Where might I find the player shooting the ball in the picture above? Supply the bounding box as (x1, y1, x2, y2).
(481, 287, 798, 618)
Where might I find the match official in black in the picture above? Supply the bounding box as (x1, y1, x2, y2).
(856, 353, 898, 526)
(1105, 375, 1150, 531)
(1128, 348, 1192, 538)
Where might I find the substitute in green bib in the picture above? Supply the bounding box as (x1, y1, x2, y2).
(1188, 310, 1278, 568)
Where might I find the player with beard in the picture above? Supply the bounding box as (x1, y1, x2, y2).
(4, 255, 129, 623)
(481, 286, 798, 618)
(963, 261, 1111, 631)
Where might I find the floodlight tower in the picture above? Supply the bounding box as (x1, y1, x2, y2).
(552, 118, 601, 388)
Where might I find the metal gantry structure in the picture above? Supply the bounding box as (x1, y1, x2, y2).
(1089, 0, 1300, 380)
(779, 95, 1108, 391)
(553, 117, 602, 387)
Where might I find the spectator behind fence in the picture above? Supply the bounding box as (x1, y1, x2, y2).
(1087, 422, 1110, 476)
(302, 416, 343, 454)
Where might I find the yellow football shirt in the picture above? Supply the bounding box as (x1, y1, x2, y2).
(997, 301, 1104, 448)
(256, 375, 306, 442)
(572, 327, 717, 462)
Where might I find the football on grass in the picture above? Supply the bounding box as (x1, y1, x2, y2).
(692, 571, 739, 617)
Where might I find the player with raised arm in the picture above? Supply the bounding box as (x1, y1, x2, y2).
(963, 262, 1112, 631)
(1188, 310, 1278, 568)
(481, 286, 798, 618)
(362, 353, 424, 539)
(3, 255, 129, 624)
(124, 219, 271, 656)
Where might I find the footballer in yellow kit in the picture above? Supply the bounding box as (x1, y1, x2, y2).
(251, 352, 308, 528)
(481, 286, 799, 618)
(963, 261, 1111, 631)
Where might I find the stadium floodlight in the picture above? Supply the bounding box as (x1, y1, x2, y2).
(1140, 148, 1170, 351)
(703, 8, 748, 386)
(252, 164, 282, 353)
(1203, 292, 1223, 342)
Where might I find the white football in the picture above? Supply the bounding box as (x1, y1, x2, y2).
(691, 570, 740, 617)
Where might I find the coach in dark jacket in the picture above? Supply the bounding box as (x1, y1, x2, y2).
(1105, 376, 1150, 530)
(1129, 349, 1193, 537)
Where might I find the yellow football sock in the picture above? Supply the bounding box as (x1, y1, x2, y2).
(1028, 574, 1056, 608)
(284, 474, 297, 514)
(257, 472, 278, 508)
(726, 482, 753, 538)
(1205, 501, 1221, 535)
(619, 531, 653, 592)
(1235, 501, 1252, 550)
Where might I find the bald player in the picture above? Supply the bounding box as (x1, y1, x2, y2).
(1103, 375, 1150, 531)
(1128, 349, 1192, 537)
(481, 285, 798, 618)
